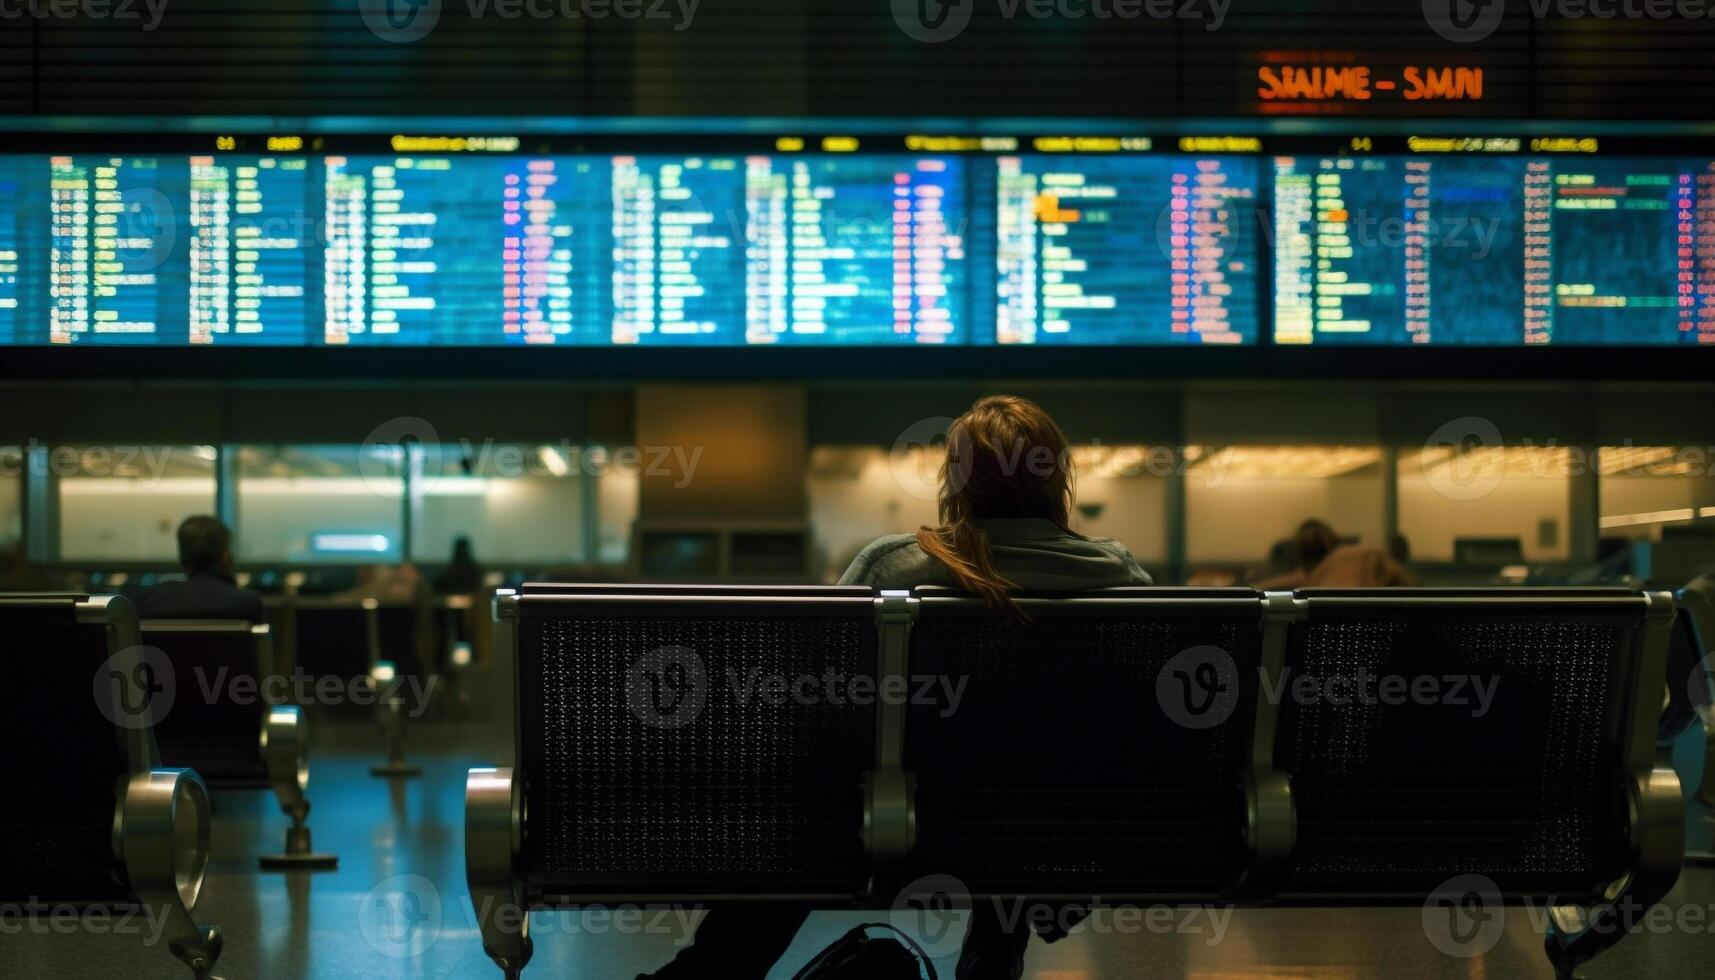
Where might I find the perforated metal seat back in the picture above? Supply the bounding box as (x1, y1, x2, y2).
(1279, 595, 1643, 895)
(518, 596, 876, 896)
(904, 593, 1263, 893)
(145, 625, 269, 787)
(0, 602, 134, 904)
(291, 605, 369, 684)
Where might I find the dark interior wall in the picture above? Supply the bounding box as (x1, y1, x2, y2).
(4, 380, 1692, 448)
(2, 0, 1711, 118)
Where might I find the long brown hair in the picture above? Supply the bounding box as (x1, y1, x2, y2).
(915, 395, 1077, 611)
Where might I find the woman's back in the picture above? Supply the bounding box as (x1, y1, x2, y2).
(841, 396, 1153, 599)
(840, 517, 1151, 591)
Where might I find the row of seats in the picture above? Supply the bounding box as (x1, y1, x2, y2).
(0, 595, 338, 979)
(467, 584, 1699, 980)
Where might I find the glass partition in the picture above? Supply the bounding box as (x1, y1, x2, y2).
(1184, 446, 1386, 569)
(1396, 446, 1572, 564)
(410, 443, 586, 567)
(234, 445, 404, 563)
(0, 446, 21, 552)
(1598, 447, 1715, 536)
(56, 444, 218, 562)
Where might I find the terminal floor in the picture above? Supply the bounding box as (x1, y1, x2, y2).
(4, 719, 1713, 980)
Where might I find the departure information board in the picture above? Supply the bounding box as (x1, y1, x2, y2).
(4, 132, 1713, 349)
(987, 155, 1257, 345)
(1275, 155, 1715, 345)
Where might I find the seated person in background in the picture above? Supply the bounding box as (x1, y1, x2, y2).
(136, 515, 266, 622)
(432, 536, 484, 595)
(1257, 519, 1414, 589)
(338, 562, 428, 605)
(643, 394, 1149, 980)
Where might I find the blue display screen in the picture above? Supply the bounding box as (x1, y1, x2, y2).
(12, 146, 1712, 348)
(0, 150, 1265, 347)
(984, 155, 1258, 345)
(1275, 156, 1715, 346)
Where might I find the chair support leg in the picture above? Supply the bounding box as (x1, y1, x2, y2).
(1544, 767, 1684, 979)
(259, 706, 338, 870)
(467, 767, 532, 977)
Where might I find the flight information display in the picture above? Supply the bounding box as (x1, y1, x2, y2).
(988, 155, 1258, 345)
(324, 155, 608, 345)
(1275, 155, 1715, 345)
(0, 151, 981, 346)
(5, 136, 1712, 350)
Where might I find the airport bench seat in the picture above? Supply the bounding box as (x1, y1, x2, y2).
(0, 593, 223, 980)
(141, 619, 335, 870)
(467, 585, 1683, 980)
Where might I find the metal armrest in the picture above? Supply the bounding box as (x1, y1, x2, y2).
(467, 767, 531, 979)
(1545, 766, 1685, 980)
(1698, 705, 1715, 808)
(258, 706, 337, 870)
(262, 705, 309, 815)
(117, 769, 223, 980)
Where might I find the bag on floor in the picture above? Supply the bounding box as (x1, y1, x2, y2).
(790, 922, 939, 980)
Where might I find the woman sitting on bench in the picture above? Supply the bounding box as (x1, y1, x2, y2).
(642, 393, 1151, 980)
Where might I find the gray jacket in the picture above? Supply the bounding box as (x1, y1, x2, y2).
(838, 518, 1152, 591)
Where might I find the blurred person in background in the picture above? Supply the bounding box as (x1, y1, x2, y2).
(433, 536, 484, 595)
(136, 515, 267, 622)
(1258, 519, 1413, 589)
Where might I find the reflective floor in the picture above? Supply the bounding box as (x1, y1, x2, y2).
(4, 718, 1713, 980)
